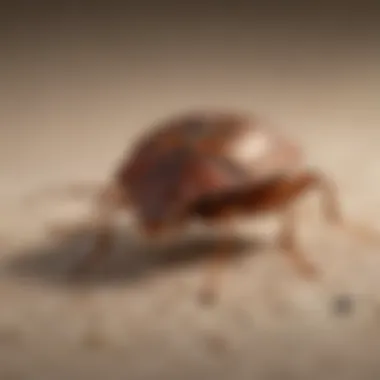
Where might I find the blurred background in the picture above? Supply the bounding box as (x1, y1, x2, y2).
(0, 2, 380, 379)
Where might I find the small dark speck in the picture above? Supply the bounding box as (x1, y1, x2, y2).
(331, 294, 355, 316)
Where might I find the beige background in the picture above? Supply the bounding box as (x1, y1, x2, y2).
(0, 3, 380, 379)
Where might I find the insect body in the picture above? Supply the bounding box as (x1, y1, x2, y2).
(73, 110, 377, 304)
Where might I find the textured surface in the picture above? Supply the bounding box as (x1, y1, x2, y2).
(1, 4, 380, 380)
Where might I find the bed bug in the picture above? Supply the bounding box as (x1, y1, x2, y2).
(68, 109, 377, 304)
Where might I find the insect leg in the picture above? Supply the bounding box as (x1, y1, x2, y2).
(278, 205, 318, 278)
(273, 169, 380, 276)
(313, 170, 380, 245)
(273, 170, 342, 277)
(198, 230, 237, 306)
(71, 181, 127, 276)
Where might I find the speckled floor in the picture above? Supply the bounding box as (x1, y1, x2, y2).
(1, 4, 380, 380)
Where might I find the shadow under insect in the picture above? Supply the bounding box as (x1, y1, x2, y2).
(4, 224, 260, 289)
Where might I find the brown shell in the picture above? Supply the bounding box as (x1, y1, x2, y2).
(115, 110, 303, 231)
